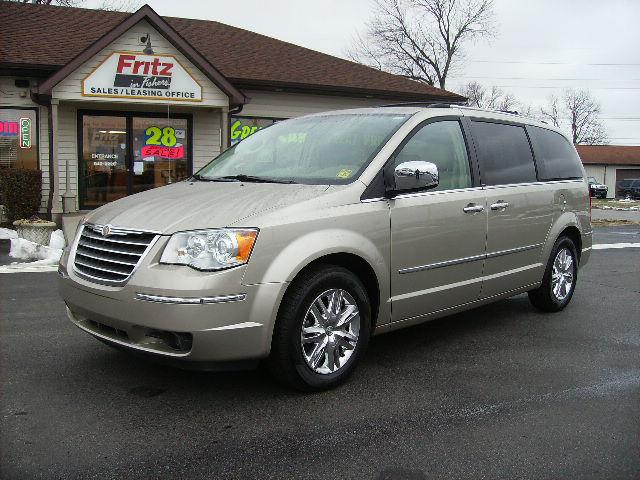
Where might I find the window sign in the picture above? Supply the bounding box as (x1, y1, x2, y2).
(0, 121, 19, 137)
(19, 118, 31, 149)
(0, 109, 38, 169)
(82, 52, 202, 102)
(132, 117, 189, 194)
(142, 125, 185, 159)
(230, 116, 278, 145)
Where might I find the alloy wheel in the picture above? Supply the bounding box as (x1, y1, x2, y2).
(300, 288, 361, 374)
(551, 248, 574, 301)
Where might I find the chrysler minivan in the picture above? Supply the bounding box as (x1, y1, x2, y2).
(58, 105, 592, 390)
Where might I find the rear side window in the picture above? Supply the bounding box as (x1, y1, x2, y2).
(528, 126, 583, 180)
(471, 121, 537, 185)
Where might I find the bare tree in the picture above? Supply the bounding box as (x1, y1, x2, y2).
(347, 0, 495, 89)
(461, 81, 518, 111)
(12, 0, 141, 11)
(539, 96, 561, 127)
(540, 89, 607, 144)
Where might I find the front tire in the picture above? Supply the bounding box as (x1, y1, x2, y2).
(528, 236, 578, 312)
(268, 265, 371, 391)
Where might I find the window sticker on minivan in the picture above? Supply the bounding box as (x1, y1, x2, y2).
(336, 169, 353, 179)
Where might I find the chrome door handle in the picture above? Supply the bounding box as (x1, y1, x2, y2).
(463, 204, 484, 214)
(490, 201, 510, 211)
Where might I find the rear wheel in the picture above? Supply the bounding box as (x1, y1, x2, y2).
(528, 236, 578, 312)
(624, 191, 633, 200)
(268, 265, 371, 391)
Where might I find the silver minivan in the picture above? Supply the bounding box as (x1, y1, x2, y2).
(58, 105, 592, 390)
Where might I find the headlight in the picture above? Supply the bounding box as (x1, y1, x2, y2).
(160, 228, 258, 271)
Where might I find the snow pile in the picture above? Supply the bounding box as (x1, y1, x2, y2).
(8, 229, 66, 266)
(49, 229, 66, 249)
(0, 228, 18, 240)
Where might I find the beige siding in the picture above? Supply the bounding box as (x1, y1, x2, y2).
(57, 104, 78, 209)
(39, 105, 50, 212)
(241, 91, 386, 118)
(52, 20, 228, 108)
(193, 109, 221, 171)
(0, 77, 38, 107)
(584, 165, 605, 183)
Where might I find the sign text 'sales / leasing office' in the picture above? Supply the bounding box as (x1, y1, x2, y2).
(82, 52, 203, 102)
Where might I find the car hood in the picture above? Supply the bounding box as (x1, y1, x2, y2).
(84, 181, 331, 234)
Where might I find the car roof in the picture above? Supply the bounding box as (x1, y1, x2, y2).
(303, 105, 569, 140)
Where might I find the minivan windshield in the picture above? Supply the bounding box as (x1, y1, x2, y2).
(195, 113, 409, 184)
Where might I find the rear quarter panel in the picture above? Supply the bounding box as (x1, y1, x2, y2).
(541, 179, 592, 270)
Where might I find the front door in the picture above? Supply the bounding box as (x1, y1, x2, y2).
(80, 113, 191, 209)
(390, 119, 487, 321)
(80, 115, 128, 208)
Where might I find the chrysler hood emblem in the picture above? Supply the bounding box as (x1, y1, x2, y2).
(101, 224, 113, 237)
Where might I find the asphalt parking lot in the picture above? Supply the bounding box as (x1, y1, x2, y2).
(1, 227, 639, 480)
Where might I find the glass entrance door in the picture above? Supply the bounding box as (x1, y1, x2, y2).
(80, 113, 192, 209)
(131, 117, 189, 194)
(81, 115, 128, 208)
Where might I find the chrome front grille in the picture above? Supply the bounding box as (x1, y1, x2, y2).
(72, 224, 158, 285)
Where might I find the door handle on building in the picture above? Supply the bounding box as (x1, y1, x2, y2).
(490, 201, 509, 211)
(463, 203, 485, 214)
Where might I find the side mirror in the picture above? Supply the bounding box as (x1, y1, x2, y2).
(388, 161, 439, 194)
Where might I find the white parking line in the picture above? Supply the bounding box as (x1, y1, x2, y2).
(0, 265, 58, 274)
(592, 243, 640, 250)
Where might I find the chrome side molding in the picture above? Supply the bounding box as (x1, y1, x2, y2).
(135, 293, 247, 305)
(399, 243, 543, 274)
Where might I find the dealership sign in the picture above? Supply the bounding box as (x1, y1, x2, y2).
(82, 52, 202, 102)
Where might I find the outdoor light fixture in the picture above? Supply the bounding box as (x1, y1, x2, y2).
(141, 34, 154, 55)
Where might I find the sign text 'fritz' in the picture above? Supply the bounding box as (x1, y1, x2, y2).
(82, 52, 202, 102)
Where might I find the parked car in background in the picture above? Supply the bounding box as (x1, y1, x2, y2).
(58, 106, 592, 391)
(616, 179, 640, 200)
(587, 176, 608, 199)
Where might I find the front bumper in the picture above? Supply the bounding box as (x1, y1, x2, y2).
(58, 239, 288, 363)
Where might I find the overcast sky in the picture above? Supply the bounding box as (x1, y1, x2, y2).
(91, 0, 640, 145)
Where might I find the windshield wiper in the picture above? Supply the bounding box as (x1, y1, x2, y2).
(191, 174, 236, 182)
(215, 174, 296, 184)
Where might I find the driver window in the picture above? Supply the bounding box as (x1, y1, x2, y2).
(394, 120, 472, 191)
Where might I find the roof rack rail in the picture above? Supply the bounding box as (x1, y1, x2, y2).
(379, 101, 464, 108)
(457, 105, 528, 118)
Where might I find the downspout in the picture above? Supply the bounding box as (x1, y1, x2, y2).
(61, 143, 75, 212)
(31, 90, 55, 220)
(47, 105, 54, 218)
